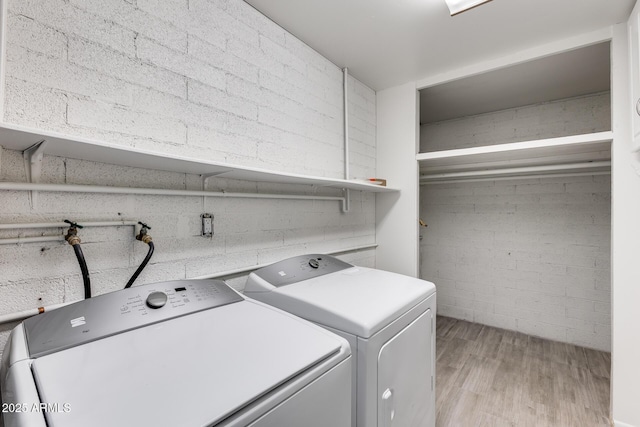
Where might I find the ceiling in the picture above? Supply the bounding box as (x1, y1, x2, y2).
(243, 0, 635, 91)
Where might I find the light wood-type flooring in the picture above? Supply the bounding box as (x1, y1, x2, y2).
(436, 316, 611, 427)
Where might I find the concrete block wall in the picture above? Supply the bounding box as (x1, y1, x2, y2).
(2, 0, 377, 179)
(0, 0, 377, 355)
(420, 91, 611, 152)
(420, 175, 611, 351)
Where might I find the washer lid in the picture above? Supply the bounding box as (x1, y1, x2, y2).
(29, 299, 346, 427)
(249, 266, 436, 338)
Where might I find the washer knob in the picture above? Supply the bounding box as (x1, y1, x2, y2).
(308, 258, 320, 269)
(146, 291, 168, 309)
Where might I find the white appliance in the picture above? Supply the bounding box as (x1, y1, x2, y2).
(0, 279, 351, 427)
(244, 254, 437, 427)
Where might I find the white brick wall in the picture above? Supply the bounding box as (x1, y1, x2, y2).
(2, 0, 364, 178)
(420, 92, 611, 152)
(420, 175, 611, 351)
(0, 0, 377, 355)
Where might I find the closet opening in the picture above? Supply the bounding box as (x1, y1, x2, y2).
(418, 41, 612, 425)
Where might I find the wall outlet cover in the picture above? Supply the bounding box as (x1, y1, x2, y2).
(201, 213, 213, 237)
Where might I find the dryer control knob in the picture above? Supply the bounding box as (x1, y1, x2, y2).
(308, 258, 320, 269)
(146, 291, 168, 309)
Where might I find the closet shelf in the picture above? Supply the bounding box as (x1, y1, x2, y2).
(417, 131, 613, 181)
(0, 122, 397, 193)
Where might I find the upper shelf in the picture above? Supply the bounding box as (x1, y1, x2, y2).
(417, 131, 613, 181)
(0, 122, 396, 193)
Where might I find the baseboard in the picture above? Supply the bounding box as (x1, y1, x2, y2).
(614, 420, 637, 427)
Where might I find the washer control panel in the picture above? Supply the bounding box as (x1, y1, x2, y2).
(252, 254, 353, 287)
(24, 279, 243, 358)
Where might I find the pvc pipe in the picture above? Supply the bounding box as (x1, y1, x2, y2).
(0, 182, 345, 203)
(0, 236, 64, 245)
(420, 161, 611, 182)
(0, 221, 140, 245)
(343, 67, 350, 180)
(0, 221, 138, 230)
(0, 0, 7, 120)
(420, 170, 611, 185)
(343, 67, 351, 213)
(0, 301, 75, 325)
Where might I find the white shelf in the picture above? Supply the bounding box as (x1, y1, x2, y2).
(0, 122, 396, 193)
(417, 131, 613, 180)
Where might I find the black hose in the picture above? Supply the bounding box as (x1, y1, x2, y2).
(72, 243, 92, 299)
(125, 241, 154, 289)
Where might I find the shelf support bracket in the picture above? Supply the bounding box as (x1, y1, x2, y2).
(341, 188, 351, 213)
(202, 171, 231, 189)
(23, 140, 48, 209)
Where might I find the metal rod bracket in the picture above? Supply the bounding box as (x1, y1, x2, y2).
(202, 171, 229, 188)
(23, 139, 48, 208)
(342, 188, 351, 213)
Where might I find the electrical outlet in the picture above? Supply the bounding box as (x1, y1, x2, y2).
(201, 214, 213, 237)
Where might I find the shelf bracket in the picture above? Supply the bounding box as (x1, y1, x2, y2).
(23, 140, 48, 208)
(202, 171, 231, 188)
(341, 188, 351, 213)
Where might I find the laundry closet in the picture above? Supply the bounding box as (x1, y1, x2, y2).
(417, 42, 612, 351)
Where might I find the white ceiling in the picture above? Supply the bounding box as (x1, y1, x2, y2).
(243, 0, 635, 91)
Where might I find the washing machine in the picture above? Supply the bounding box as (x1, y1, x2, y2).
(0, 279, 351, 427)
(244, 254, 436, 427)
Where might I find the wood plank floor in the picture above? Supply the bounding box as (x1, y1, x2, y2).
(436, 316, 611, 427)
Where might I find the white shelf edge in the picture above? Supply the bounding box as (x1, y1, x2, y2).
(416, 131, 614, 163)
(0, 122, 397, 193)
(416, 131, 614, 182)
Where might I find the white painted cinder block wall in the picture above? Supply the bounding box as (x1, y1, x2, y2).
(420, 91, 611, 152)
(420, 95, 612, 351)
(421, 176, 611, 351)
(0, 0, 377, 354)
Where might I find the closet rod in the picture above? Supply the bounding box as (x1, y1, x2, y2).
(420, 161, 611, 183)
(421, 170, 611, 185)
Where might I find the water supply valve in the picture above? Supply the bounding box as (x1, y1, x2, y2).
(64, 220, 83, 246)
(136, 221, 153, 244)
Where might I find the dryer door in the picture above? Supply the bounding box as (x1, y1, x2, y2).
(377, 309, 433, 427)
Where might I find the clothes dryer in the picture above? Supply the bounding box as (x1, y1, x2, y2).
(0, 279, 351, 427)
(244, 254, 436, 427)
